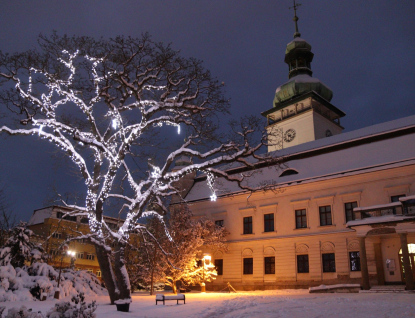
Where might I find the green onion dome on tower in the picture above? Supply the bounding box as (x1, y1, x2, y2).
(273, 2, 333, 107)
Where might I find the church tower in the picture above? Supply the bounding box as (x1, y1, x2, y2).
(262, 1, 345, 152)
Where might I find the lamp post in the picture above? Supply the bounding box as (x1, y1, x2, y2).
(55, 249, 76, 299)
(67, 250, 76, 269)
(201, 254, 211, 293)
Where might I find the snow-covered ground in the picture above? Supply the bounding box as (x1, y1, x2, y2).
(1, 289, 414, 318)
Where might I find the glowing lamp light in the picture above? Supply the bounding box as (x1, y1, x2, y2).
(201, 253, 211, 293)
(210, 193, 217, 202)
(67, 250, 76, 257)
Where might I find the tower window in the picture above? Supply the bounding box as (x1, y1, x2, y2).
(290, 60, 296, 70)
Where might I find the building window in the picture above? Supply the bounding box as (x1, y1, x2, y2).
(77, 252, 84, 259)
(50, 250, 60, 257)
(322, 253, 336, 272)
(215, 259, 223, 275)
(215, 220, 224, 227)
(349, 252, 361, 271)
(345, 202, 358, 222)
(295, 209, 307, 229)
(264, 257, 275, 274)
(243, 258, 253, 274)
(52, 232, 62, 239)
(56, 212, 76, 222)
(96, 270, 101, 277)
(264, 213, 274, 232)
(391, 194, 405, 202)
(86, 254, 95, 261)
(297, 255, 309, 273)
(87, 269, 93, 274)
(243, 216, 253, 234)
(319, 206, 332, 226)
(108, 222, 118, 230)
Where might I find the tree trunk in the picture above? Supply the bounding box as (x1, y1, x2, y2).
(95, 244, 119, 304)
(114, 243, 132, 300)
(150, 245, 157, 296)
(172, 280, 177, 294)
(150, 268, 154, 296)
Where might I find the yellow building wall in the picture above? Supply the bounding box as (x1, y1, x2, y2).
(190, 164, 415, 289)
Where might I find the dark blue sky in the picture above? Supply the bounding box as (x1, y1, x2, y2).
(0, 0, 414, 222)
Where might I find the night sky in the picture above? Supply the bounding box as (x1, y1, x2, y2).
(0, 0, 414, 223)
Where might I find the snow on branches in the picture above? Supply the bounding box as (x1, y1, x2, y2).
(0, 222, 44, 268)
(0, 33, 268, 303)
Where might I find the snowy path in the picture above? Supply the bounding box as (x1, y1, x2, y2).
(1, 289, 414, 317)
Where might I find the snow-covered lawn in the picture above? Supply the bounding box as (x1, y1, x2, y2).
(1, 289, 414, 318)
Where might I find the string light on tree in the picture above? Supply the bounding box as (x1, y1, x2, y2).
(0, 36, 264, 304)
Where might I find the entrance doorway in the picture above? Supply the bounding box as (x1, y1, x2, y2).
(399, 243, 415, 283)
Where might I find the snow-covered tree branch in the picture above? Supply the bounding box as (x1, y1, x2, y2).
(0, 33, 269, 304)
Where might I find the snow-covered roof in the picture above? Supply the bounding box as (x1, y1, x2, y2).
(346, 215, 415, 227)
(185, 115, 415, 202)
(400, 194, 415, 202)
(28, 205, 123, 226)
(353, 202, 402, 212)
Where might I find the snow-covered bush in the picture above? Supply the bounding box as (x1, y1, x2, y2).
(3, 306, 44, 318)
(0, 293, 97, 318)
(46, 293, 97, 318)
(0, 222, 45, 268)
(0, 264, 106, 302)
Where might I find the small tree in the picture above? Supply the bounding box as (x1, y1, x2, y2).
(0, 33, 270, 304)
(160, 206, 226, 294)
(125, 217, 166, 295)
(0, 222, 44, 267)
(0, 184, 15, 247)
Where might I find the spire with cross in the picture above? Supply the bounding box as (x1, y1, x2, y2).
(289, 0, 302, 38)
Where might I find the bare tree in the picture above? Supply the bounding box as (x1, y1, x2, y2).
(0, 33, 268, 304)
(0, 184, 15, 247)
(125, 217, 166, 295)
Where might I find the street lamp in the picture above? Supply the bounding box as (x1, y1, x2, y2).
(201, 254, 211, 293)
(67, 250, 76, 269)
(55, 249, 76, 299)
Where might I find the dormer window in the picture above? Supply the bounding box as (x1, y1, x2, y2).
(279, 169, 299, 177)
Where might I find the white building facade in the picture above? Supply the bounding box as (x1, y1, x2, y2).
(177, 14, 415, 291)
